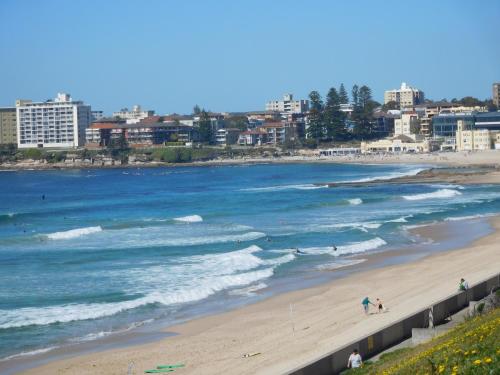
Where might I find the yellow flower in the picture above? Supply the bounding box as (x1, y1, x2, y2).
(473, 359, 482, 365)
(438, 365, 445, 373)
(464, 351, 469, 356)
(484, 357, 492, 363)
(471, 349, 477, 354)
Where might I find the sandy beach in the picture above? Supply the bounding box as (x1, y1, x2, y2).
(13, 214, 500, 375)
(2, 149, 499, 171)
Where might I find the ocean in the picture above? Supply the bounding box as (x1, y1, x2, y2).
(0, 163, 499, 362)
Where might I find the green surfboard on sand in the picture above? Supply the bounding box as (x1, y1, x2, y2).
(144, 370, 174, 374)
(157, 364, 185, 369)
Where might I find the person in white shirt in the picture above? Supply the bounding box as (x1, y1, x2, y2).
(459, 278, 469, 291)
(347, 348, 362, 369)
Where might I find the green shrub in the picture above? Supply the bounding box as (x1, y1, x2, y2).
(152, 148, 192, 163)
(476, 302, 485, 314)
(22, 148, 43, 160)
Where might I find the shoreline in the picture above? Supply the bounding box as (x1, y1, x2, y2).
(1, 150, 499, 172)
(10, 215, 500, 375)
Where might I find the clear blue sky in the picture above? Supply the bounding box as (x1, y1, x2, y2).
(1, 0, 499, 114)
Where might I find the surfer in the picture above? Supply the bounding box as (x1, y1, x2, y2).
(294, 248, 304, 255)
(332, 244, 337, 251)
(42, 194, 45, 200)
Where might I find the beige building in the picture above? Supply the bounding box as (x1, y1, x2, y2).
(493, 83, 500, 108)
(384, 82, 424, 108)
(456, 120, 493, 151)
(0, 107, 17, 144)
(361, 135, 434, 154)
(416, 103, 487, 137)
(394, 112, 419, 138)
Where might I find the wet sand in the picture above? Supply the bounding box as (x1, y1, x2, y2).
(14, 217, 500, 375)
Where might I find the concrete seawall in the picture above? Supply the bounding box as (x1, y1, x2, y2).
(287, 273, 500, 375)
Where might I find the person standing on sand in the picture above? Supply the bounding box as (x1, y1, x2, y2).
(347, 348, 362, 369)
(362, 297, 374, 315)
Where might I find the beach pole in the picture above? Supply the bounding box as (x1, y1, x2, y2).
(289, 303, 295, 337)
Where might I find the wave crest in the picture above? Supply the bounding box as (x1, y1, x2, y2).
(402, 189, 462, 201)
(46, 226, 103, 240)
(174, 215, 203, 223)
(347, 198, 363, 205)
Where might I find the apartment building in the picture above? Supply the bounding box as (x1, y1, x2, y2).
(238, 128, 267, 146)
(265, 94, 309, 114)
(415, 102, 488, 137)
(87, 120, 198, 147)
(384, 82, 424, 108)
(0, 107, 17, 144)
(112, 105, 154, 124)
(456, 120, 493, 151)
(215, 128, 240, 146)
(16, 93, 91, 149)
(394, 112, 420, 139)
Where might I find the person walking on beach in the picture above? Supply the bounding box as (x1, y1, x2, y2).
(362, 297, 374, 315)
(347, 348, 362, 369)
(459, 278, 469, 291)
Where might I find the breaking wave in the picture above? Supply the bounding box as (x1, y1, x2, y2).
(402, 189, 462, 201)
(293, 237, 387, 256)
(241, 184, 327, 192)
(0, 268, 274, 329)
(347, 198, 363, 205)
(46, 226, 103, 240)
(342, 168, 426, 183)
(174, 215, 203, 223)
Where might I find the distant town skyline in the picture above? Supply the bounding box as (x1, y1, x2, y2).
(1, 0, 499, 114)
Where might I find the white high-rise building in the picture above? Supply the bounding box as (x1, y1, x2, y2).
(384, 82, 425, 108)
(112, 105, 154, 124)
(16, 93, 91, 149)
(266, 94, 309, 114)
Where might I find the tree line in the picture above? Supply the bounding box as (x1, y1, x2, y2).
(306, 83, 380, 143)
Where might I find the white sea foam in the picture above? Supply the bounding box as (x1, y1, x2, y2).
(0, 246, 286, 329)
(229, 282, 268, 296)
(431, 184, 465, 190)
(347, 198, 363, 205)
(46, 226, 103, 240)
(342, 167, 426, 183)
(298, 237, 387, 256)
(174, 215, 203, 223)
(316, 258, 367, 271)
(241, 184, 327, 192)
(0, 268, 274, 329)
(69, 319, 155, 344)
(263, 253, 296, 266)
(0, 346, 59, 362)
(387, 215, 413, 223)
(402, 189, 462, 201)
(444, 213, 496, 222)
(319, 222, 381, 232)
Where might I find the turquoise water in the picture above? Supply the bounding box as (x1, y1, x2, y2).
(0, 163, 499, 361)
